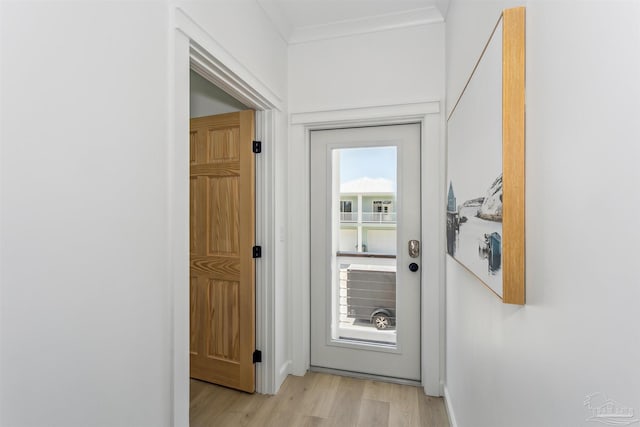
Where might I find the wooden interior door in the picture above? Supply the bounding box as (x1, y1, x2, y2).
(189, 110, 255, 393)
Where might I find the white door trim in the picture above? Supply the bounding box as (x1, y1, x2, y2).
(288, 101, 445, 396)
(310, 124, 422, 380)
(170, 7, 280, 426)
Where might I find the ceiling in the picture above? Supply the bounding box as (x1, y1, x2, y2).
(257, 0, 449, 44)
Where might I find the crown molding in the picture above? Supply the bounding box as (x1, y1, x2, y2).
(290, 101, 440, 126)
(256, 0, 292, 43)
(289, 6, 444, 45)
(436, 0, 450, 19)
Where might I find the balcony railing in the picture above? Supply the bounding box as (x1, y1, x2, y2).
(339, 212, 397, 223)
(362, 212, 396, 223)
(340, 212, 358, 222)
(335, 252, 397, 344)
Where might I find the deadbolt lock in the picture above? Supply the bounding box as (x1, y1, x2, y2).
(408, 240, 420, 258)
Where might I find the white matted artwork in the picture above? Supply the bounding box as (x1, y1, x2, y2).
(447, 7, 525, 305)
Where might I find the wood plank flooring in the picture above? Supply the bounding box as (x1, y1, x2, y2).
(190, 372, 450, 427)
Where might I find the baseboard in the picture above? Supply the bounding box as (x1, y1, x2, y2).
(279, 359, 292, 376)
(443, 385, 459, 427)
(275, 360, 292, 392)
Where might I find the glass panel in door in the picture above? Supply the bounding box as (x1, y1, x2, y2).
(334, 147, 398, 346)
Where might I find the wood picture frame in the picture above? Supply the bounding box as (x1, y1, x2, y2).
(446, 7, 525, 304)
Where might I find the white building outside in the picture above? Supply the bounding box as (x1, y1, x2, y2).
(339, 177, 397, 255)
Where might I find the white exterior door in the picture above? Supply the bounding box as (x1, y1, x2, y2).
(310, 124, 421, 381)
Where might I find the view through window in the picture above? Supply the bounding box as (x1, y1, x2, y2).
(333, 146, 398, 345)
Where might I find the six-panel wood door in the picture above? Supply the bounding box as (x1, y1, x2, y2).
(189, 110, 255, 393)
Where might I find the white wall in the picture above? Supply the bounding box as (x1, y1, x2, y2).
(1, 2, 170, 426)
(339, 229, 358, 253)
(274, 109, 290, 390)
(190, 70, 247, 118)
(0, 1, 288, 426)
(445, 2, 640, 426)
(365, 229, 396, 254)
(288, 23, 445, 112)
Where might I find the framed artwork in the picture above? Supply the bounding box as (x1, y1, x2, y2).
(446, 7, 525, 304)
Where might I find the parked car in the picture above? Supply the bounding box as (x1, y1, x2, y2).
(345, 264, 396, 330)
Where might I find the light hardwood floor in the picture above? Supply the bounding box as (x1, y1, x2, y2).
(190, 372, 450, 427)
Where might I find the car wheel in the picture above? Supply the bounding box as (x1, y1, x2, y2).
(373, 314, 390, 330)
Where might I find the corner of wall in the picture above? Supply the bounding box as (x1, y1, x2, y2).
(443, 385, 459, 427)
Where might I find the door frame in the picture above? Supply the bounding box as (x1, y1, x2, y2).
(310, 124, 423, 381)
(288, 102, 445, 396)
(171, 7, 282, 426)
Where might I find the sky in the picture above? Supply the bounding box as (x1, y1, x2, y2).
(338, 146, 397, 188)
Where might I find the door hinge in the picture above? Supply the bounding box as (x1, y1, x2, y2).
(252, 246, 262, 258)
(252, 140, 262, 154)
(253, 350, 262, 364)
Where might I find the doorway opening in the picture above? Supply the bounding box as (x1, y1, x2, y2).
(190, 70, 249, 117)
(188, 71, 257, 393)
(172, 8, 282, 424)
